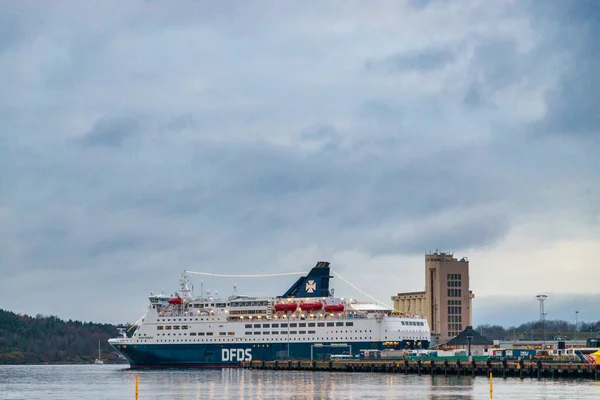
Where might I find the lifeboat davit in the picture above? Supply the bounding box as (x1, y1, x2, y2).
(274, 303, 298, 313)
(168, 297, 182, 305)
(299, 302, 323, 312)
(324, 304, 345, 312)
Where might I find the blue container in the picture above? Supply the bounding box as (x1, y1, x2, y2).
(504, 349, 536, 358)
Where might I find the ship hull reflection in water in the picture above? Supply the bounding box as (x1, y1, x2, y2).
(0, 365, 598, 399)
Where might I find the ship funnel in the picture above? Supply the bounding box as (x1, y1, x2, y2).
(280, 261, 333, 298)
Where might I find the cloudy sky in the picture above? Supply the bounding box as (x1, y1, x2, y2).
(1, 1, 598, 326)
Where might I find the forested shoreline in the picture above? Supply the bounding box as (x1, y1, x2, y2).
(0, 309, 127, 364)
(475, 320, 600, 341)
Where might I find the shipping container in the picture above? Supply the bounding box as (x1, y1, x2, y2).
(501, 349, 537, 358)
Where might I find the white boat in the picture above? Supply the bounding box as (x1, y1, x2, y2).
(94, 340, 104, 364)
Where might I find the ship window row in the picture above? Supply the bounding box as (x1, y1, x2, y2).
(230, 301, 269, 307)
(228, 314, 369, 322)
(401, 321, 425, 326)
(229, 310, 268, 315)
(185, 332, 235, 336)
(157, 325, 190, 330)
(155, 322, 356, 332)
(151, 335, 385, 343)
(244, 329, 366, 335)
(159, 318, 221, 322)
(142, 334, 427, 344)
(243, 322, 353, 329)
(151, 334, 398, 341)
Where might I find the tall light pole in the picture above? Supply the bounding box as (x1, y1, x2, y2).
(575, 310, 579, 341)
(466, 335, 473, 359)
(536, 295, 547, 346)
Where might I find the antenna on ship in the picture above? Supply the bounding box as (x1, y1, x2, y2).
(201, 280, 204, 299)
(179, 271, 192, 299)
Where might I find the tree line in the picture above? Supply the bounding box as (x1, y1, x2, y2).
(475, 320, 600, 341)
(0, 309, 128, 364)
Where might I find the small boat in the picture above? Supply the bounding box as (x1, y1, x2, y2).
(94, 340, 104, 364)
(324, 304, 345, 312)
(299, 301, 323, 311)
(168, 296, 182, 305)
(274, 303, 298, 313)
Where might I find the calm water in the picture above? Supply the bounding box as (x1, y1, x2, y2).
(0, 364, 598, 399)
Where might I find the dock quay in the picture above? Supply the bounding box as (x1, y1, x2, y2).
(241, 359, 600, 380)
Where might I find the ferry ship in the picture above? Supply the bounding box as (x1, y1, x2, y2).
(108, 262, 431, 368)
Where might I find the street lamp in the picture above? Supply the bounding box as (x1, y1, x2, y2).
(575, 311, 579, 341)
(466, 335, 473, 358)
(536, 294, 548, 345)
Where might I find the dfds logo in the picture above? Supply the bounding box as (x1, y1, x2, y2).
(222, 348, 252, 362)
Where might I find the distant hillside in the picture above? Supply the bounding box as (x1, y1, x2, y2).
(475, 319, 600, 341)
(0, 309, 125, 364)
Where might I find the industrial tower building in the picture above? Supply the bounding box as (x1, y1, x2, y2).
(391, 251, 474, 344)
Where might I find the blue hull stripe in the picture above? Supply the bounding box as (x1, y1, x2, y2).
(112, 341, 430, 368)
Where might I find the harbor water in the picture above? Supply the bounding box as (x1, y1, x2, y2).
(0, 364, 598, 399)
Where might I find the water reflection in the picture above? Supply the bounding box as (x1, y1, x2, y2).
(0, 365, 598, 400)
(430, 375, 474, 400)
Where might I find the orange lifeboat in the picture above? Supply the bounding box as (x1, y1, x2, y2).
(299, 302, 323, 312)
(168, 297, 182, 305)
(274, 303, 298, 313)
(324, 304, 345, 312)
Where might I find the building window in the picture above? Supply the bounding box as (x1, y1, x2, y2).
(447, 274, 462, 290)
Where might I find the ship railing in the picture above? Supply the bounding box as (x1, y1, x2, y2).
(227, 312, 369, 322)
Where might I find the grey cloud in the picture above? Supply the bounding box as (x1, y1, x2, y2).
(365, 210, 510, 257)
(299, 124, 341, 151)
(462, 37, 532, 109)
(79, 114, 145, 147)
(0, 3, 42, 54)
(163, 113, 197, 132)
(472, 38, 520, 90)
(474, 294, 600, 326)
(87, 237, 147, 258)
(359, 100, 398, 121)
(300, 124, 338, 141)
(529, 1, 600, 136)
(409, 0, 438, 10)
(1, 1, 600, 323)
(366, 48, 456, 73)
(463, 84, 483, 108)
